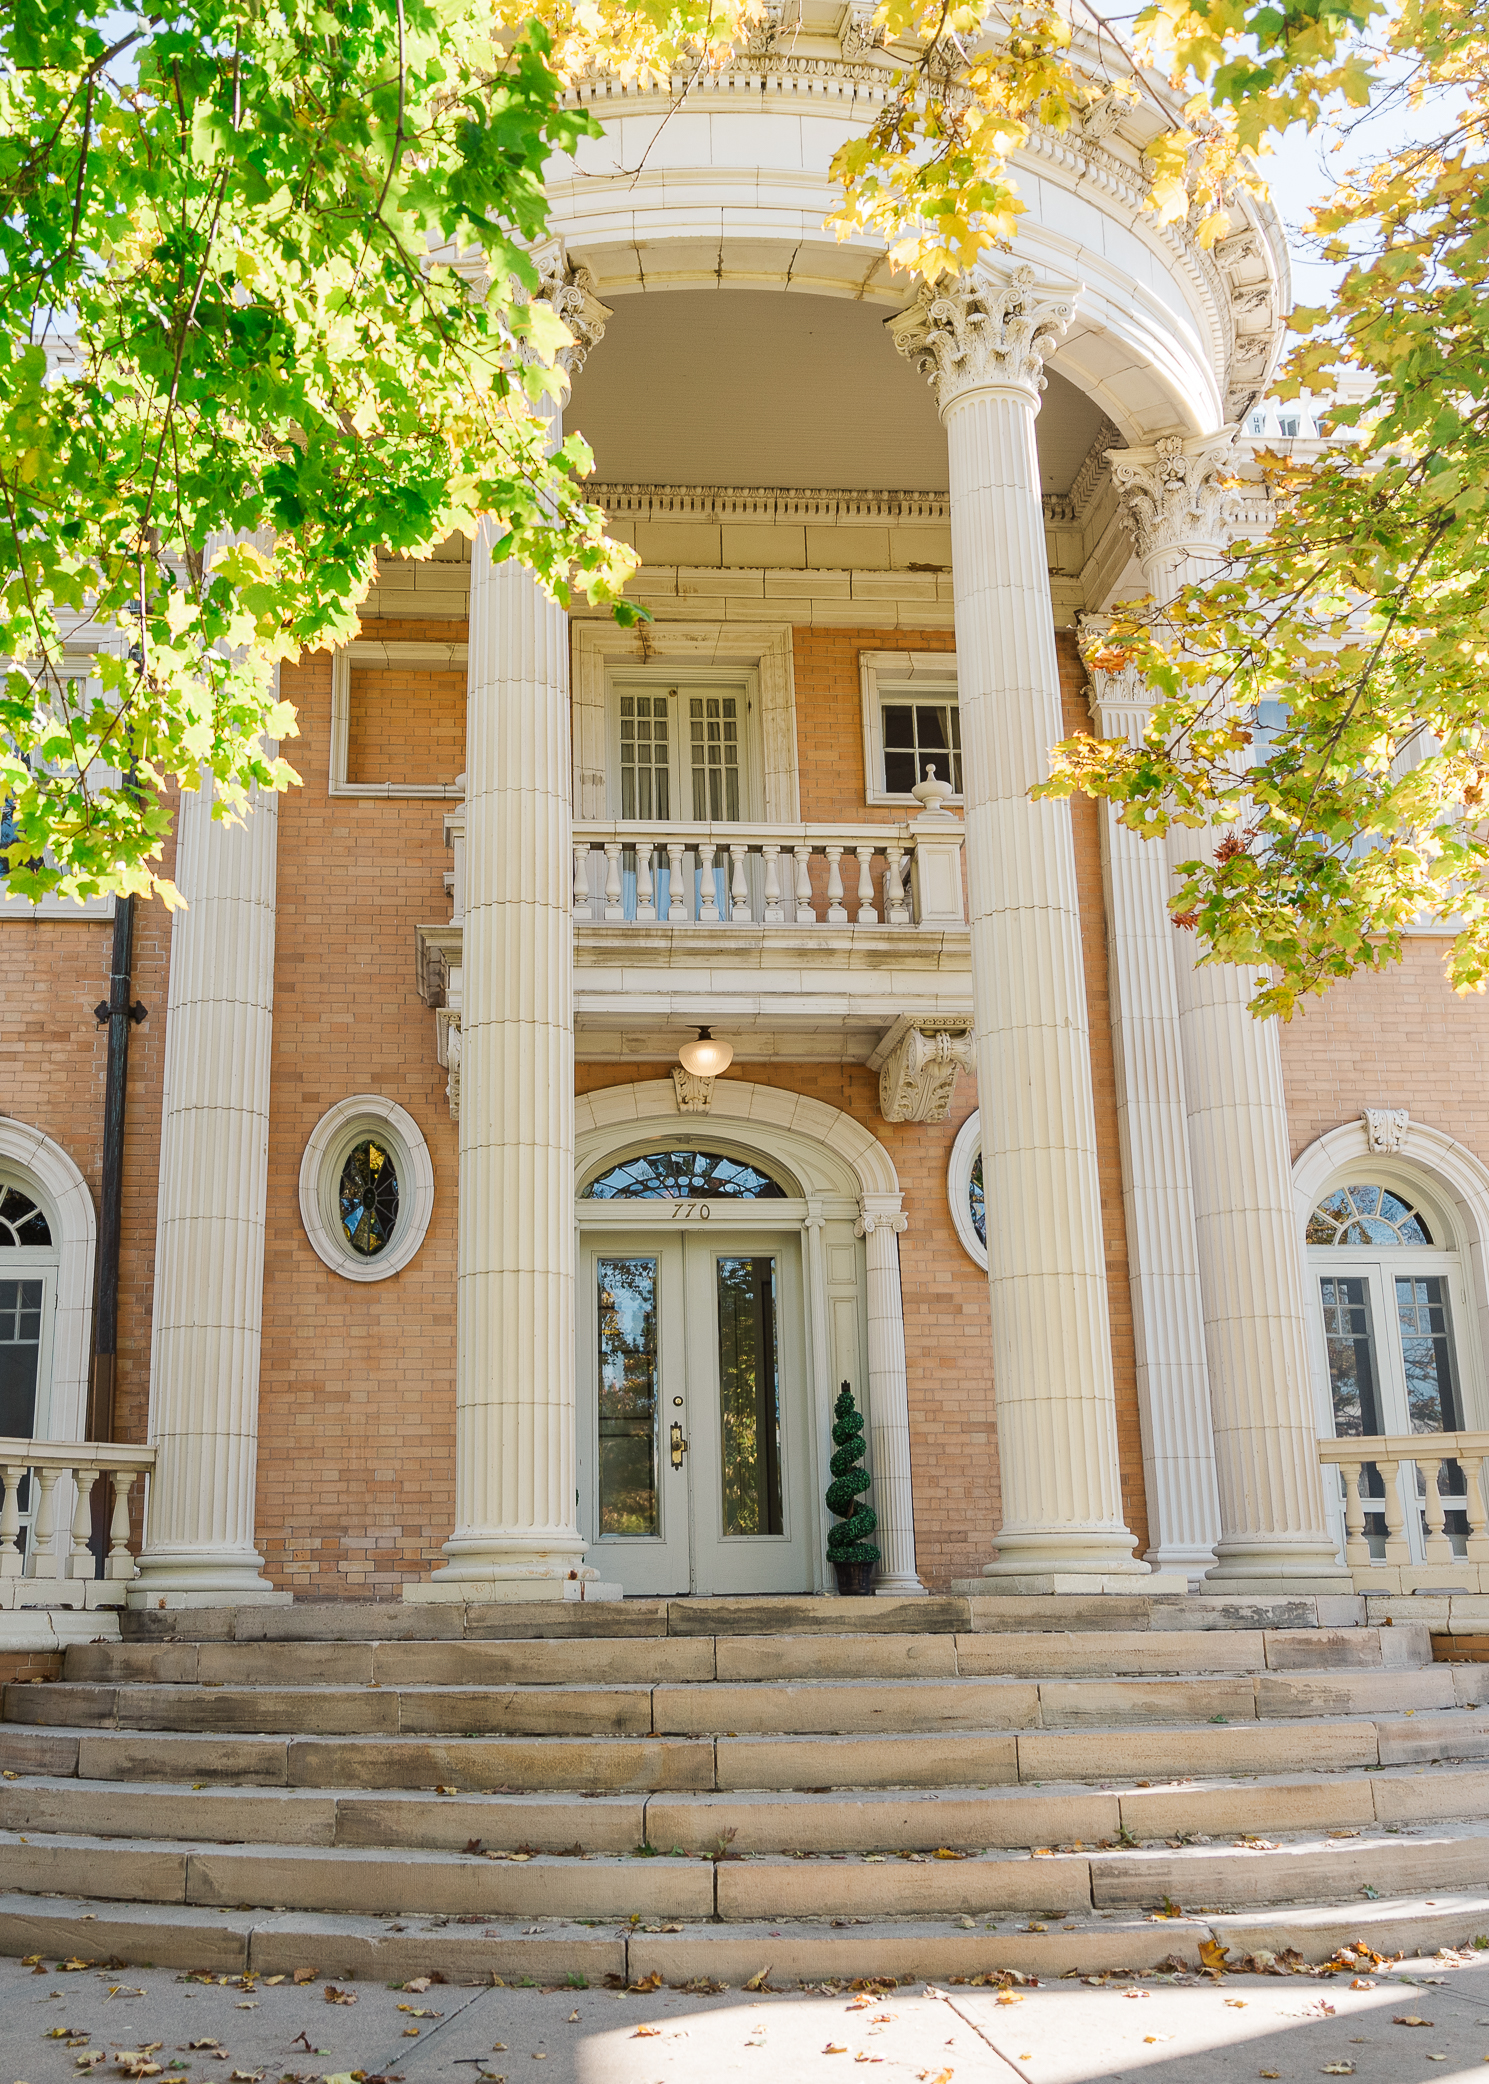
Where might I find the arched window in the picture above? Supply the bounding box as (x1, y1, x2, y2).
(948, 1112, 986, 1269)
(1307, 1174, 1474, 1557)
(583, 1149, 787, 1201)
(0, 1169, 60, 1442)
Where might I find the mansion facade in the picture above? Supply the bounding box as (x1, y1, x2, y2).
(4, 11, 1485, 1619)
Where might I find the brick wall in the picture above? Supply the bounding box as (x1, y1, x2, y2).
(792, 626, 957, 820)
(257, 631, 461, 1597)
(1280, 937, 1489, 1163)
(347, 667, 465, 789)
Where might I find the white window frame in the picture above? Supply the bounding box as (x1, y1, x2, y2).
(948, 1109, 986, 1271)
(572, 622, 799, 823)
(328, 643, 468, 800)
(298, 1095, 435, 1283)
(860, 650, 960, 808)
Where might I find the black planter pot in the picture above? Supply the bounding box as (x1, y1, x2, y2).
(832, 1558, 877, 1597)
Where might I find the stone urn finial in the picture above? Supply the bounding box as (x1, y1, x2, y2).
(911, 763, 956, 820)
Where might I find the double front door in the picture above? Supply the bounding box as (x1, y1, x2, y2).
(577, 1225, 812, 1595)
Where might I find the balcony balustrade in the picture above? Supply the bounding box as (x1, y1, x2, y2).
(1318, 1431, 1489, 1592)
(0, 1440, 155, 1607)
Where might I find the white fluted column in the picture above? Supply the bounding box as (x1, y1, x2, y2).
(1107, 435, 1350, 1591)
(857, 1198, 925, 1596)
(893, 266, 1146, 1588)
(407, 255, 611, 1603)
(134, 765, 285, 1605)
(1084, 628, 1220, 1577)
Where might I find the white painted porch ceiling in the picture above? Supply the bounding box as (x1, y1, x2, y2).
(566, 287, 1109, 496)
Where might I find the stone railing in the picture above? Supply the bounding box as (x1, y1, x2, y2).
(0, 1440, 156, 1607)
(1319, 1431, 1489, 1592)
(441, 776, 969, 934)
(570, 820, 966, 929)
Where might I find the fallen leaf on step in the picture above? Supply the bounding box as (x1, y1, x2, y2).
(632, 2027, 663, 2038)
(744, 1967, 772, 1992)
(1199, 1941, 1230, 1973)
(994, 1993, 1023, 2008)
(184, 2043, 220, 2053)
(932, 1849, 966, 1860)
(1351, 1978, 1376, 1990)
(1394, 2016, 1433, 2027)
(73, 2052, 103, 2069)
(261, 1976, 284, 1987)
(228, 2071, 263, 2080)
(627, 1972, 664, 1994)
(397, 2007, 441, 2018)
(235, 2002, 257, 2010)
(114, 2057, 161, 2078)
(292, 1969, 317, 1986)
(435, 1785, 459, 1796)
(1143, 2035, 1172, 2045)
(824, 2045, 847, 2054)
(918, 2072, 954, 2083)
(402, 1978, 432, 1993)
(62, 1960, 94, 1973)
(404, 2028, 421, 2037)
(323, 1986, 357, 2006)
(1321, 2066, 1355, 2075)
(1260, 2072, 1281, 2078)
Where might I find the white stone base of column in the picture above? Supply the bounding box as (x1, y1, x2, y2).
(952, 1569, 1192, 1597)
(874, 1575, 929, 1597)
(1204, 1539, 1354, 1598)
(127, 1549, 289, 1608)
(1147, 1542, 1219, 1584)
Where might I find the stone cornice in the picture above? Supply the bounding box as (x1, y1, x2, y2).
(588, 481, 1092, 527)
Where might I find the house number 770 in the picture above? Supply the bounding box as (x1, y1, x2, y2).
(670, 1201, 712, 1220)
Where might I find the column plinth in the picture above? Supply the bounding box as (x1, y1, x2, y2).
(893, 266, 1149, 1588)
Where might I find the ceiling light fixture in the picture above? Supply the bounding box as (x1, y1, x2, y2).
(677, 1026, 734, 1079)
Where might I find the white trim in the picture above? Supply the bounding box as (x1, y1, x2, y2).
(859, 649, 961, 808)
(948, 1109, 987, 1270)
(0, 1121, 95, 1441)
(298, 1095, 435, 1283)
(572, 622, 799, 824)
(328, 646, 468, 801)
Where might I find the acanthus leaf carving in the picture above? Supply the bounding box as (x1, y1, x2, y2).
(878, 1022, 975, 1124)
(1106, 430, 1244, 568)
(672, 1065, 715, 1114)
(1363, 1107, 1410, 1154)
(889, 264, 1079, 413)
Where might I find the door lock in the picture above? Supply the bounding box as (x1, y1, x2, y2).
(669, 1420, 688, 1469)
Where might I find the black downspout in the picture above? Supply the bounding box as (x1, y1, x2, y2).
(89, 895, 147, 1446)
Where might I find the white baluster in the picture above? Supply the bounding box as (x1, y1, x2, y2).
(884, 844, 909, 926)
(1461, 1453, 1489, 1563)
(1375, 1458, 1411, 1566)
(1337, 1460, 1369, 1569)
(635, 845, 656, 923)
(762, 845, 784, 925)
(106, 1470, 138, 1581)
(68, 1467, 98, 1580)
(825, 846, 847, 926)
(730, 844, 751, 922)
(0, 1466, 23, 1578)
(793, 845, 814, 924)
(572, 843, 593, 922)
(855, 845, 877, 924)
(698, 844, 721, 924)
(1420, 1455, 1453, 1564)
(667, 841, 688, 922)
(31, 1465, 60, 1579)
(603, 841, 625, 921)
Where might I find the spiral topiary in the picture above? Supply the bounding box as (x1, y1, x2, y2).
(825, 1379, 880, 1566)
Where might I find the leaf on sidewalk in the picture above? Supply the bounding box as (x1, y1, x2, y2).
(744, 1967, 772, 1992)
(323, 1986, 357, 2006)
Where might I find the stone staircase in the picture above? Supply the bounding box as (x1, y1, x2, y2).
(3, 1591, 1489, 1986)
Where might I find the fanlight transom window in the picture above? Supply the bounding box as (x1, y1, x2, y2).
(1307, 1183, 1432, 1248)
(0, 1187, 51, 1249)
(584, 1149, 787, 1202)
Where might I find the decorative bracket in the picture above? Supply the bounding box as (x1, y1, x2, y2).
(877, 1019, 975, 1124)
(1363, 1107, 1410, 1154)
(673, 1066, 715, 1114)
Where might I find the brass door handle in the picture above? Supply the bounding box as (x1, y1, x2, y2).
(670, 1421, 688, 1469)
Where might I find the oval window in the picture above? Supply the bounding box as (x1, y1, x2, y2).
(339, 1139, 400, 1256)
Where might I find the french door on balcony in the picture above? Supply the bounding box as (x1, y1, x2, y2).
(577, 1223, 812, 1596)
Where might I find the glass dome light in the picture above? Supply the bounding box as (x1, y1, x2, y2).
(678, 1026, 734, 1079)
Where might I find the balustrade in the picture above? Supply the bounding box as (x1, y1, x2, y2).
(1318, 1431, 1489, 1586)
(0, 1440, 155, 1604)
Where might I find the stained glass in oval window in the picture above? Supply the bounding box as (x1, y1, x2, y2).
(340, 1139, 400, 1256)
(969, 1151, 985, 1249)
(1306, 1183, 1432, 1248)
(584, 1149, 787, 1201)
(0, 1187, 52, 1248)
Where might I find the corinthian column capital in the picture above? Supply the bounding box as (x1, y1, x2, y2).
(531, 238, 611, 379)
(889, 263, 1080, 416)
(1105, 429, 1243, 587)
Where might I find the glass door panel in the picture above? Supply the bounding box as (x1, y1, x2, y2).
(596, 1258, 660, 1538)
(1319, 1274, 1388, 1551)
(579, 1240, 690, 1595)
(716, 1256, 784, 1539)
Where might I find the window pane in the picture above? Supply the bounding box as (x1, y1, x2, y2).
(621, 691, 671, 825)
(883, 750, 918, 793)
(1319, 1275, 1383, 1436)
(0, 1277, 41, 1437)
(1397, 1274, 1462, 1431)
(969, 1152, 985, 1248)
(689, 693, 741, 824)
(918, 705, 950, 751)
(597, 1258, 660, 1537)
(883, 705, 915, 749)
(717, 1256, 784, 1537)
(339, 1141, 399, 1256)
(0, 1187, 52, 1248)
(584, 1150, 787, 1201)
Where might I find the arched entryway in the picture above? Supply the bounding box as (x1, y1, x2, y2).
(574, 1080, 919, 1597)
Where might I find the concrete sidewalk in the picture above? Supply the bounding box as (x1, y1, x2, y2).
(5, 1947, 1489, 2083)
